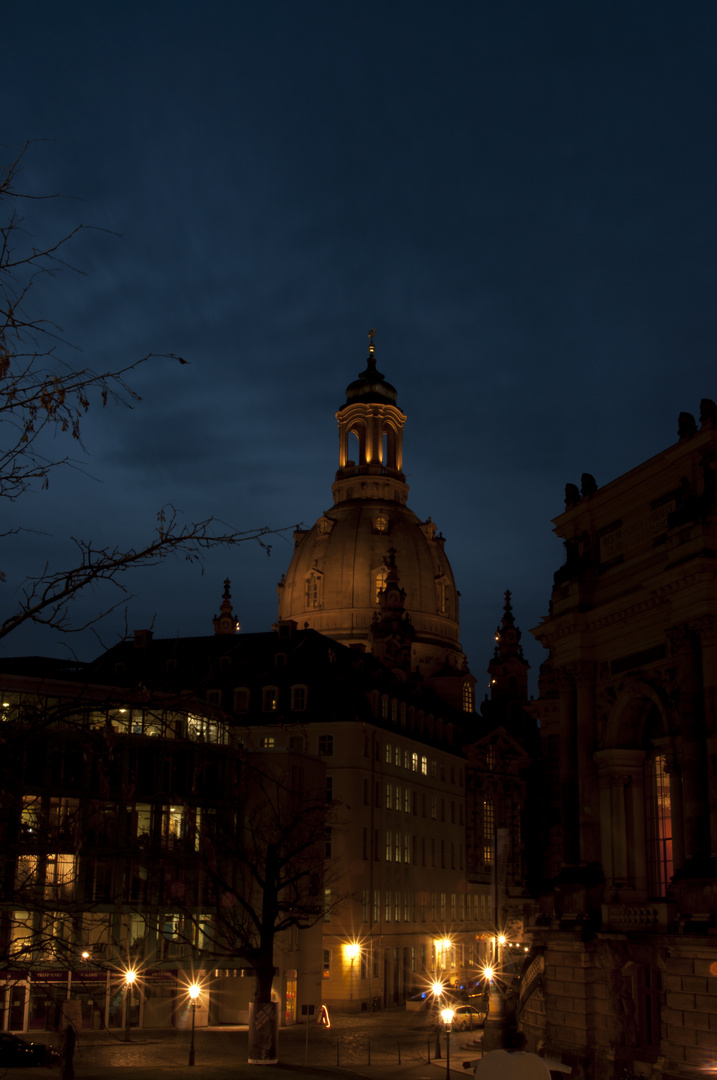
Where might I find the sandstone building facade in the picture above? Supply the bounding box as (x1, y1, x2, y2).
(523, 402, 717, 1079)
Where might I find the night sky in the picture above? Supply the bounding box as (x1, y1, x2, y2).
(3, 2, 717, 696)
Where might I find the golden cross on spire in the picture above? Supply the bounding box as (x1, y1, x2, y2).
(368, 327, 376, 353)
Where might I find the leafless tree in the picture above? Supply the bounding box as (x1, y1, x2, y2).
(1, 143, 285, 642)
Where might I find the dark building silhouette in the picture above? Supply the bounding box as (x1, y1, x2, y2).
(522, 401, 717, 1079)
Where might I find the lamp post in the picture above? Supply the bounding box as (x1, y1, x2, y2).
(432, 981, 443, 1060)
(124, 969, 136, 1043)
(441, 1007, 454, 1080)
(188, 983, 200, 1066)
(345, 942, 360, 1006)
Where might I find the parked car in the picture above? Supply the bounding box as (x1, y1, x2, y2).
(0, 1032, 60, 1067)
(452, 1004, 486, 1031)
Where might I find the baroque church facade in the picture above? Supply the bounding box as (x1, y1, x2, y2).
(0, 338, 532, 1034)
(4, 332, 716, 1078)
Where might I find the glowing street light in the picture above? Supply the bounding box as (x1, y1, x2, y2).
(441, 1007, 455, 1080)
(432, 980, 444, 1060)
(344, 941, 361, 1003)
(188, 983, 200, 1066)
(124, 969, 137, 1043)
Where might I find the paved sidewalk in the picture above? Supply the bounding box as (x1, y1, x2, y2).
(5, 1012, 483, 1080)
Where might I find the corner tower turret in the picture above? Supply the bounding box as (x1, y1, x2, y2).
(487, 590, 529, 703)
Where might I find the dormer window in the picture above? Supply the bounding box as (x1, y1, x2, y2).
(207, 689, 222, 707)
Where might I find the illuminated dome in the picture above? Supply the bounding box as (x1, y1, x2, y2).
(277, 334, 473, 697)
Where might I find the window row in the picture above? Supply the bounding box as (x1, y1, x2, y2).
(383, 743, 464, 786)
(383, 784, 464, 824)
(0, 696, 229, 744)
(234, 685, 308, 714)
(360, 889, 489, 925)
(17, 799, 216, 854)
(361, 827, 464, 869)
(369, 693, 453, 745)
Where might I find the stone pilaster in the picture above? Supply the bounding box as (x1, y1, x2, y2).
(666, 624, 710, 862)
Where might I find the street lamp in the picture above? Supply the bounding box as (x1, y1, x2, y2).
(441, 1007, 454, 1080)
(188, 983, 200, 1066)
(124, 969, 137, 1043)
(344, 942, 360, 1005)
(431, 981, 444, 1060)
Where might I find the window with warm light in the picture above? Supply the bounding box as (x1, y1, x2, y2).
(262, 687, 279, 713)
(644, 752, 673, 896)
(483, 799, 495, 865)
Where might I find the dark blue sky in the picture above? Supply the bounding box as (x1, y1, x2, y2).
(3, 2, 717, 693)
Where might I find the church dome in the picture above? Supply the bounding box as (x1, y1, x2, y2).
(277, 335, 471, 688)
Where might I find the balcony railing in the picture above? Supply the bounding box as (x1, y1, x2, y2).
(601, 901, 676, 932)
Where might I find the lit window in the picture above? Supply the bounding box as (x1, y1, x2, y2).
(644, 753, 673, 896)
(385, 743, 392, 764)
(483, 799, 495, 865)
(462, 681, 474, 713)
(374, 569, 388, 604)
(262, 687, 278, 712)
(420, 756, 428, 775)
(411, 752, 418, 772)
(259, 736, 275, 749)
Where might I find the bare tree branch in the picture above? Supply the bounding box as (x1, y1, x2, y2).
(1, 144, 286, 642)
